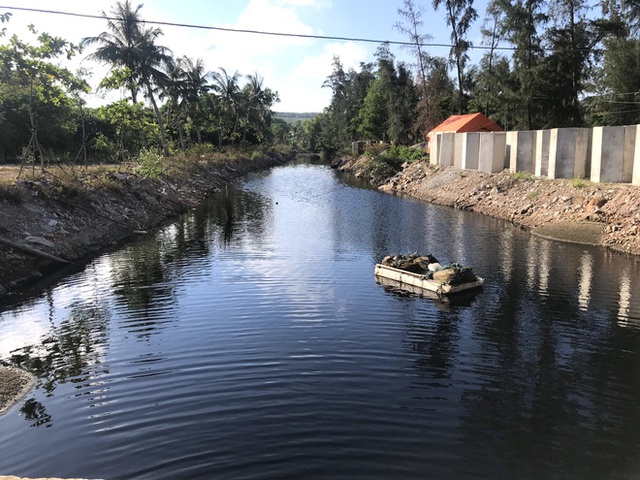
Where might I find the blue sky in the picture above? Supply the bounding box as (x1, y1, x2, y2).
(2, 0, 491, 112)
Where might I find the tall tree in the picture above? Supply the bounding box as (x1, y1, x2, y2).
(181, 57, 210, 145)
(240, 73, 279, 144)
(432, 0, 478, 113)
(490, 0, 548, 129)
(395, 0, 432, 100)
(587, 0, 640, 125)
(413, 56, 455, 135)
(83, 0, 172, 155)
(209, 67, 241, 146)
(322, 56, 375, 149)
(0, 21, 88, 166)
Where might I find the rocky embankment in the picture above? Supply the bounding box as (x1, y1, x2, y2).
(336, 157, 640, 257)
(0, 153, 293, 300)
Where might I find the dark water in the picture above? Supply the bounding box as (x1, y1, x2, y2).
(1, 158, 640, 479)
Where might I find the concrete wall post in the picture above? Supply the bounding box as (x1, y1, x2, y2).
(535, 130, 551, 177)
(430, 133, 442, 166)
(633, 125, 640, 185)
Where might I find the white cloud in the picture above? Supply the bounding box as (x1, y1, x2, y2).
(3, 0, 370, 112)
(277, 41, 370, 112)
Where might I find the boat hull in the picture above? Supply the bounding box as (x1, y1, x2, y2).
(374, 264, 484, 295)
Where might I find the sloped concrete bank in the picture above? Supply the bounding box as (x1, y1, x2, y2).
(0, 152, 293, 301)
(336, 157, 640, 257)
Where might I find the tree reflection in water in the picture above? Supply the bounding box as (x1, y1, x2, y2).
(4, 298, 109, 427)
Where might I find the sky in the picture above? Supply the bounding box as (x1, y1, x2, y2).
(0, 0, 491, 112)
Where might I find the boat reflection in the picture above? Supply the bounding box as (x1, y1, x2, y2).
(375, 275, 482, 311)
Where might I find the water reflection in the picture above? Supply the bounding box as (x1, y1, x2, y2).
(1, 159, 640, 479)
(578, 252, 593, 311)
(2, 297, 109, 426)
(618, 267, 632, 327)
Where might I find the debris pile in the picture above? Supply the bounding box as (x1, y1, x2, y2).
(381, 253, 478, 285)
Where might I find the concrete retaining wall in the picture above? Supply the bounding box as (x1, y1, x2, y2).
(428, 123, 640, 184)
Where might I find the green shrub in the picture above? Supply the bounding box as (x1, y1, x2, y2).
(386, 144, 428, 163)
(571, 178, 589, 188)
(136, 148, 165, 178)
(527, 189, 540, 199)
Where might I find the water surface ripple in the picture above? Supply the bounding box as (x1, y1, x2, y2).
(1, 159, 640, 479)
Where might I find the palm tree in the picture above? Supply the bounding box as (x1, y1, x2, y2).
(241, 73, 279, 143)
(210, 68, 241, 145)
(83, 0, 172, 156)
(181, 57, 211, 145)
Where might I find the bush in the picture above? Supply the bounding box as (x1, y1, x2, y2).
(386, 144, 428, 164)
(571, 178, 589, 188)
(136, 148, 165, 178)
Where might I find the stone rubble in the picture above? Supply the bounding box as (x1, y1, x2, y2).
(335, 156, 640, 257)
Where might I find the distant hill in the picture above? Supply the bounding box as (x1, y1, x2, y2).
(274, 112, 319, 123)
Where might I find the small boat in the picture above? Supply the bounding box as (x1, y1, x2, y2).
(374, 263, 484, 296)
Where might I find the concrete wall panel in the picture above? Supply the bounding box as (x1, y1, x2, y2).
(509, 131, 535, 174)
(454, 134, 465, 169)
(461, 132, 480, 170)
(549, 128, 590, 179)
(478, 132, 506, 173)
(439, 132, 455, 167)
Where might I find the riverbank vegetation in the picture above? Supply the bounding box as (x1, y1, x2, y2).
(2, 0, 639, 179)
(0, 2, 281, 169)
(300, 0, 640, 161)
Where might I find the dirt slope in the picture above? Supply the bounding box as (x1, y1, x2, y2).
(0, 153, 291, 299)
(340, 158, 640, 256)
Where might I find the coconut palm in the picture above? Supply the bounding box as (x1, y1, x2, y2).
(83, 0, 172, 155)
(180, 57, 211, 145)
(241, 73, 279, 143)
(210, 68, 241, 145)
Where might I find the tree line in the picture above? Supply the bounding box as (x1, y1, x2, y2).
(0, 1, 280, 165)
(2, 0, 640, 165)
(305, 0, 640, 156)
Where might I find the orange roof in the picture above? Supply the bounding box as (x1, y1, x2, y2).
(427, 113, 503, 136)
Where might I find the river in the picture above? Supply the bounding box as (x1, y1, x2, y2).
(1, 157, 640, 479)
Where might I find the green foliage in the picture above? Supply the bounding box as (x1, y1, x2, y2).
(95, 101, 159, 161)
(136, 148, 165, 177)
(511, 171, 534, 181)
(361, 142, 417, 182)
(587, 36, 640, 126)
(0, 20, 89, 162)
(386, 144, 427, 163)
(571, 178, 589, 188)
(362, 155, 401, 182)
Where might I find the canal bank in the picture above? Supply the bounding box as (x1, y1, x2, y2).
(336, 157, 640, 257)
(0, 151, 294, 419)
(0, 151, 294, 299)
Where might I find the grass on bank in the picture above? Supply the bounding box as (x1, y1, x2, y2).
(0, 144, 295, 203)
